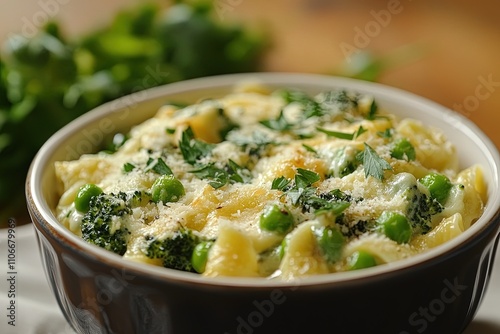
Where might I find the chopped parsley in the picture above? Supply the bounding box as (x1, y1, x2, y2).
(190, 159, 252, 189)
(179, 127, 215, 165)
(260, 110, 294, 131)
(145, 157, 173, 175)
(227, 159, 253, 183)
(377, 128, 394, 139)
(228, 131, 275, 158)
(390, 138, 416, 161)
(123, 162, 136, 173)
(190, 164, 229, 189)
(357, 143, 392, 180)
(366, 100, 378, 120)
(294, 168, 320, 189)
(302, 144, 317, 154)
(316, 125, 366, 140)
(271, 176, 290, 191)
(319, 90, 359, 113)
(280, 89, 324, 119)
(260, 89, 325, 133)
(271, 168, 350, 216)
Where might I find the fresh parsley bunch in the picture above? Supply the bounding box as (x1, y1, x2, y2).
(0, 1, 266, 226)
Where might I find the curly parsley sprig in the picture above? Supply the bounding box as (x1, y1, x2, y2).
(178, 127, 252, 189)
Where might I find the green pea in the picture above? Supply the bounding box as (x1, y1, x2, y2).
(74, 184, 103, 212)
(191, 241, 213, 273)
(151, 175, 185, 203)
(419, 173, 453, 204)
(348, 250, 377, 270)
(376, 211, 412, 244)
(390, 138, 416, 161)
(314, 226, 345, 263)
(259, 204, 295, 235)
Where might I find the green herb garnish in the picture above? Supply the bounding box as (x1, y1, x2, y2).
(190, 160, 251, 189)
(271, 169, 350, 215)
(260, 110, 294, 131)
(280, 89, 324, 119)
(367, 100, 378, 120)
(317, 125, 366, 140)
(179, 127, 215, 165)
(357, 143, 392, 180)
(377, 128, 393, 139)
(271, 176, 291, 191)
(227, 159, 252, 183)
(302, 144, 317, 154)
(145, 157, 173, 175)
(190, 164, 228, 189)
(123, 162, 136, 173)
(390, 138, 416, 161)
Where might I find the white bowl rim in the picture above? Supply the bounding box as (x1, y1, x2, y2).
(28, 72, 500, 287)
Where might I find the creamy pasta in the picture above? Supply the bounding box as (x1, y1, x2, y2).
(54, 84, 486, 280)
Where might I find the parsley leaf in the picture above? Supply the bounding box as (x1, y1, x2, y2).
(377, 128, 393, 139)
(190, 160, 252, 189)
(123, 162, 136, 173)
(354, 126, 367, 139)
(316, 125, 366, 140)
(316, 127, 353, 140)
(190, 164, 228, 189)
(318, 90, 360, 117)
(302, 144, 317, 154)
(271, 176, 291, 191)
(260, 89, 325, 132)
(145, 157, 173, 175)
(367, 100, 378, 120)
(179, 127, 215, 165)
(281, 89, 324, 119)
(227, 159, 253, 183)
(295, 168, 320, 188)
(358, 143, 392, 180)
(260, 110, 294, 131)
(270, 169, 350, 216)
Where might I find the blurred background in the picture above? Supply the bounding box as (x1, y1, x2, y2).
(1, 0, 500, 223)
(1, 1, 500, 333)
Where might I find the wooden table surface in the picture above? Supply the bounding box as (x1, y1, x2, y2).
(2, 0, 500, 149)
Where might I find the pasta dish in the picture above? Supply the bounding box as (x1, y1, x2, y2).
(54, 83, 486, 280)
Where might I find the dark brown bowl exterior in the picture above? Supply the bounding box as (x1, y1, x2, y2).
(27, 196, 500, 334)
(26, 73, 500, 334)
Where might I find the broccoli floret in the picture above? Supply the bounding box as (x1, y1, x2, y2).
(145, 228, 203, 272)
(405, 184, 443, 234)
(334, 214, 375, 238)
(81, 191, 148, 255)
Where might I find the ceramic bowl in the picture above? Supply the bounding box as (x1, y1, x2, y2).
(26, 73, 500, 334)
